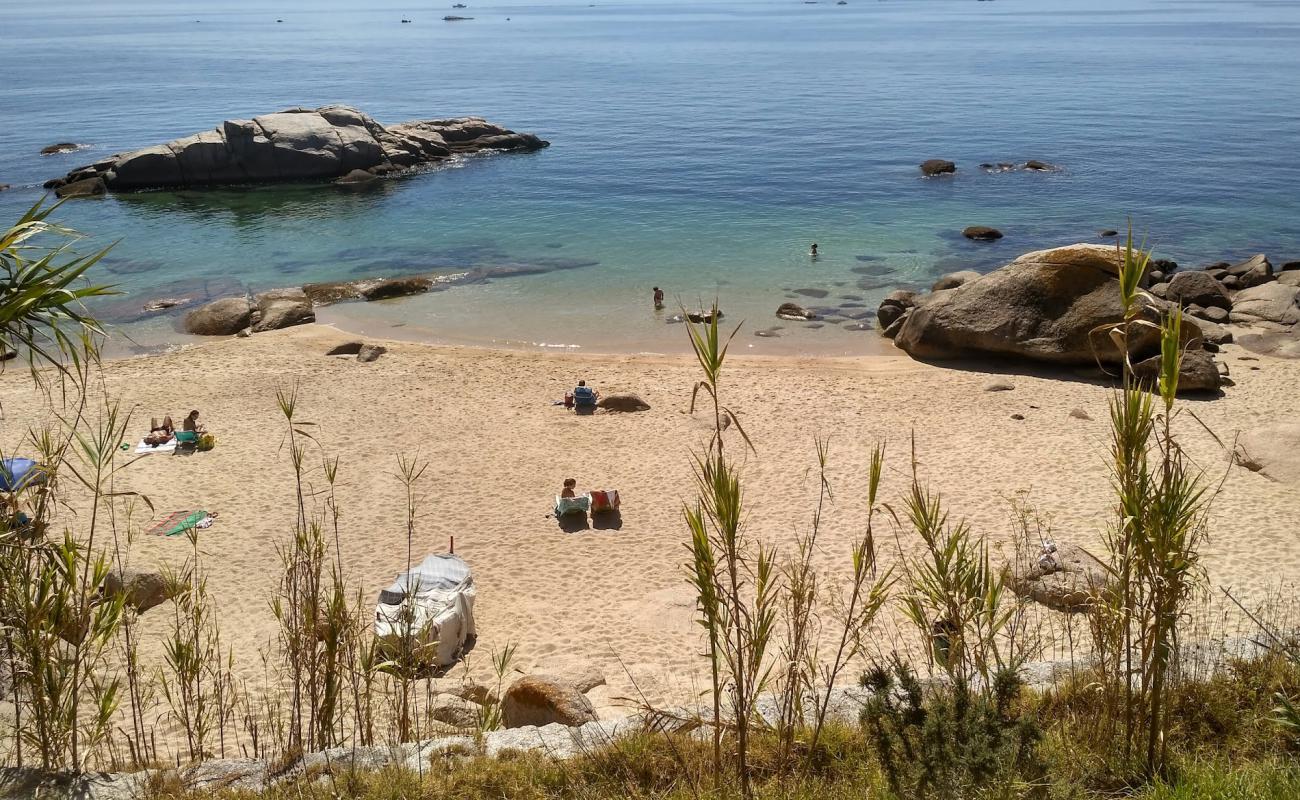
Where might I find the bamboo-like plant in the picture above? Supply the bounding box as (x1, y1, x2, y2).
(683, 303, 774, 799)
(0, 197, 114, 391)
(1093, 233, 1213, 776)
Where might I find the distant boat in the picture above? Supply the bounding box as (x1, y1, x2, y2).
(443, 15, 473, 21)
(452, 3, 467, 7)
(837, 1, 847, 4)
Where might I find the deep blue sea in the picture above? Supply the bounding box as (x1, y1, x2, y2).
(3, 0, 1299, 355)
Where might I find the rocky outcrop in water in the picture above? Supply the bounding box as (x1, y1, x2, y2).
(46, 105, 548, 192)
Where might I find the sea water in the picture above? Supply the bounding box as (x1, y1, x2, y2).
(2, 0, 1298, 355)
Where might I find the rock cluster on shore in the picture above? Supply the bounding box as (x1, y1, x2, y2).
(876, 244, 1300, 394)
(45, 105, 548, 192)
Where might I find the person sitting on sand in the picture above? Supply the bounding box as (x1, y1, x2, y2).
(144, 416, 175, 446)
(573, 380, 598, 409)
(561, 477, 578, 498)
(183, 410, 205, 433)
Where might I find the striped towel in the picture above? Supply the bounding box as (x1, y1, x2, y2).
(146, 509, 211, 537)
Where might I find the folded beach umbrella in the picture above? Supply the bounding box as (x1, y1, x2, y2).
(0, 458, 46, 492)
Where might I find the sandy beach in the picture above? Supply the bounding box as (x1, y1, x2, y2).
(2, 323, 1297, 720)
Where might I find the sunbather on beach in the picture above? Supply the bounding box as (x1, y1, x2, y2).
(183, 410, 205, 433)
(144, 416, 175, 446)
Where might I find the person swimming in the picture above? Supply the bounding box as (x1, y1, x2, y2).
(810, 243, 819, 257)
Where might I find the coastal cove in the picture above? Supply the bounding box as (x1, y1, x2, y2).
(4, 0, 1300, 355)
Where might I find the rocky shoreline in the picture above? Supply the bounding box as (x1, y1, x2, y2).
(45, 105, 547, 195)
(868, 243, 1300, 394)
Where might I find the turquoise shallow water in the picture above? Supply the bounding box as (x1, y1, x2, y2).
(2, 0, 1299, 355)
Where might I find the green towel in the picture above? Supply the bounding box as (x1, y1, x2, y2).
(164, 510, 208, 537)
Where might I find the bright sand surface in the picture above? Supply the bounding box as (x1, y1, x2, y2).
(1, 324, 1297, 721)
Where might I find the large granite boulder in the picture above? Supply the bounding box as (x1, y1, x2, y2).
(1131, 349, 1223, 394)
(360, 276, 433, 301)
(1226, 254, 1273, 289)
(102, 568, 180, 614)
(50, 105, 548, 191)
(1166, 270, 1231, 310)
(876, 289, 916, 332)
(185, 297, 253, 336)
(1229, 283, 1300, 327)
(502, 675, 598, 729)
(893, 243, 1198, 365)
(251, 291, 315, 332)
(931, 270, 981, 291)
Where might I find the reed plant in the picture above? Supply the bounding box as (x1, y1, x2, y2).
(1091, 234, 1214, 777)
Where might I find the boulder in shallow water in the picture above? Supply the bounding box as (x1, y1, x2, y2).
(920, 159, 956, 176)
(876, 290, 916, 331)
(776, 302, 817, 321)
(54, 177, 106, 198)
(40, 142, 81, 155)
(335, 168, 378, 184)
(185, 297, 253, 336)
(251, 293, 315, 332)
(360, 276, 433, 301)
(931, 270, 981, 291)
(962, 226, 1003, 241)
(50, 106, 548, 191)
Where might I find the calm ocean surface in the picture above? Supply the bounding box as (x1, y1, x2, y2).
(3, 0, 1299, 355)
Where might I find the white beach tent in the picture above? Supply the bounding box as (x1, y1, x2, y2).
(374, 553, 477, 668)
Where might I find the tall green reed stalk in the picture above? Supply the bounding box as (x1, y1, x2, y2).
(1093, 233, 1213, 776)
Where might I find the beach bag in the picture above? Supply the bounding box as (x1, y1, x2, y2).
(590, 490, 620, 513)
(196, 434, 216, 452)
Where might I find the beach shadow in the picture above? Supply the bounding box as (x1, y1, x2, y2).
(908, 355, 1228, 401)
(592, 511, 623, 531)
(575, 406, 596, 417)
(557, 514, 590, 533)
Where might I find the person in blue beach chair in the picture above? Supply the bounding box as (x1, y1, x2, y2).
(572, 380, 599, 412)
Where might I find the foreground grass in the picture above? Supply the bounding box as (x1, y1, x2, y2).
(134, 652, 1300, 800)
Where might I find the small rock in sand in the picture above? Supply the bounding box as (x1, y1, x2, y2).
(1069, 408, 1092, 421)
(357, 344, 387, 363)
(984, 380, 1015, 392)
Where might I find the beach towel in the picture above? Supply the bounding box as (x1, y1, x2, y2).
(590, 489, 621, 513)
(554, 494, 591, 517)
(146, 509, 213, 537)
(135, 439, 178, 455)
